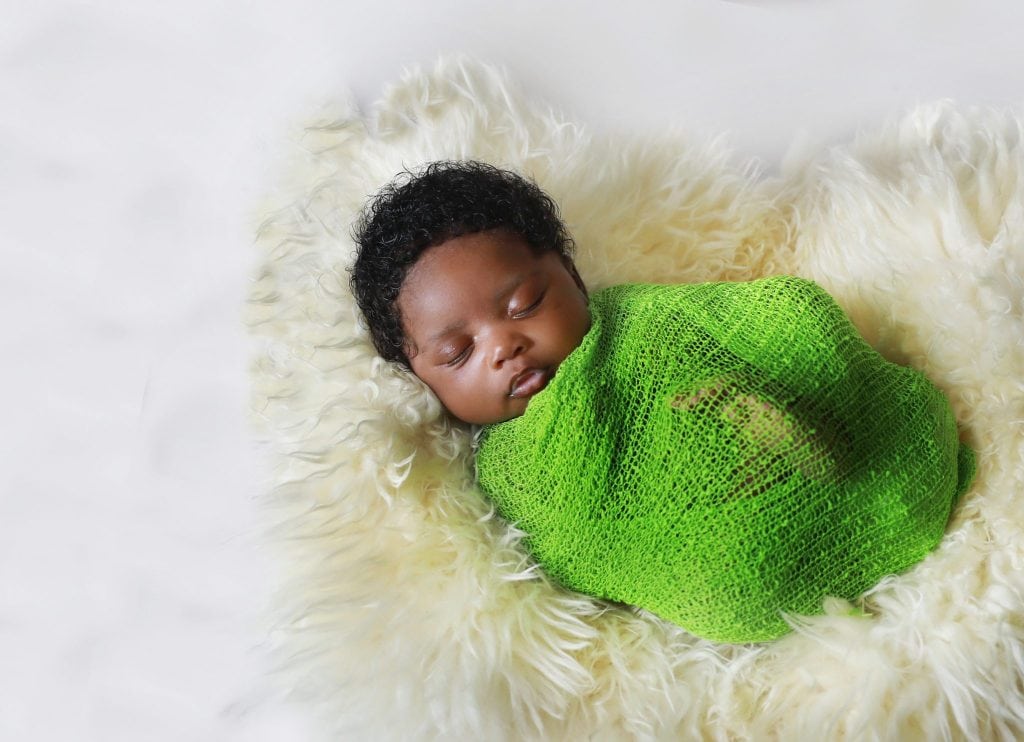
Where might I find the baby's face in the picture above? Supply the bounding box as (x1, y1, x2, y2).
(396, 230, 591, 425)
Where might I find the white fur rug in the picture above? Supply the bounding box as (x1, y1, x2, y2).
(247, 57, 1024, 740)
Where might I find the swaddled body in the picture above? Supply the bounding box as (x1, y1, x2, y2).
(476, 276, 975, 643)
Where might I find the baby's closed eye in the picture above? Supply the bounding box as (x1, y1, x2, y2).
(441, 343, 472, 367)
(511, 291, 545, 318)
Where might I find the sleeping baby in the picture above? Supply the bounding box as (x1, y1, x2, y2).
(350, 160, 975, 643)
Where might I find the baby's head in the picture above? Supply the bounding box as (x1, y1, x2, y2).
(351, 161, 591, 425)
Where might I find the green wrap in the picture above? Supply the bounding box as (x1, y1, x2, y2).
(475, 277, 974, 643)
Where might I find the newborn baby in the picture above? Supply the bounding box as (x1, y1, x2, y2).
(351, 161, 975, 643)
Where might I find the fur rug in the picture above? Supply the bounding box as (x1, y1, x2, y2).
(247, 57, 1024, 740)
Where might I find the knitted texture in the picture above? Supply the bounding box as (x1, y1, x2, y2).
(475, 277, 975, 643)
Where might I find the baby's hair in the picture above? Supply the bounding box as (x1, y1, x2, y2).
(350, 160, 575, 367)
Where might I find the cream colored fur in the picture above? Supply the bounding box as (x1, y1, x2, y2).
(247, 57, 1024, 740)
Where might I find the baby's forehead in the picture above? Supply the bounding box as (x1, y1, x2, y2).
(402, 252, 540, 314)
(403, 231, 540, 286)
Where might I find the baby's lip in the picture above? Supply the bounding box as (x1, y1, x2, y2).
(509, 367, 551, 399)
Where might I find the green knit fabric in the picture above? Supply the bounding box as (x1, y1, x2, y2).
(475, 277, 974, 643)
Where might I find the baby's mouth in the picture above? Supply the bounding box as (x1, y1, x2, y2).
(509, 368, 551, 399)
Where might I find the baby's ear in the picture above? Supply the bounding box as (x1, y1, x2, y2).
(561, 255, 588, 297)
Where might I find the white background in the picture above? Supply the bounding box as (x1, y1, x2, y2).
(4, 1, 1023, 739)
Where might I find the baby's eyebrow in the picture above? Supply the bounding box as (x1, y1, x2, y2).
(494, 272, 528, 304)
(427, 320, 466, 344)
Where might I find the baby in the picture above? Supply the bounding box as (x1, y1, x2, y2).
(351, 161, 975, 643)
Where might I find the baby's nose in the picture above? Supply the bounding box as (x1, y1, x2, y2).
(491, 332, 527, 366)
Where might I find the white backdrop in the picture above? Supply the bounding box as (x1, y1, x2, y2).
(4, 1, 1023, 739)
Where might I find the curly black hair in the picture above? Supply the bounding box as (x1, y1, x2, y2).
(350, 160, 575, 367)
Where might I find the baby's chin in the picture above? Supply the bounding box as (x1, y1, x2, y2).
(444, 394, 532, 427)
(441, 366, 558, 425)
(451, 404, 527, 427)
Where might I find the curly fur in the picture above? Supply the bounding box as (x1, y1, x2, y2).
(247, 56, 1024, 739)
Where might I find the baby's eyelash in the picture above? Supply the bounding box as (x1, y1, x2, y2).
(512, 292, 545, 318)
(445, 345, 472, 367)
